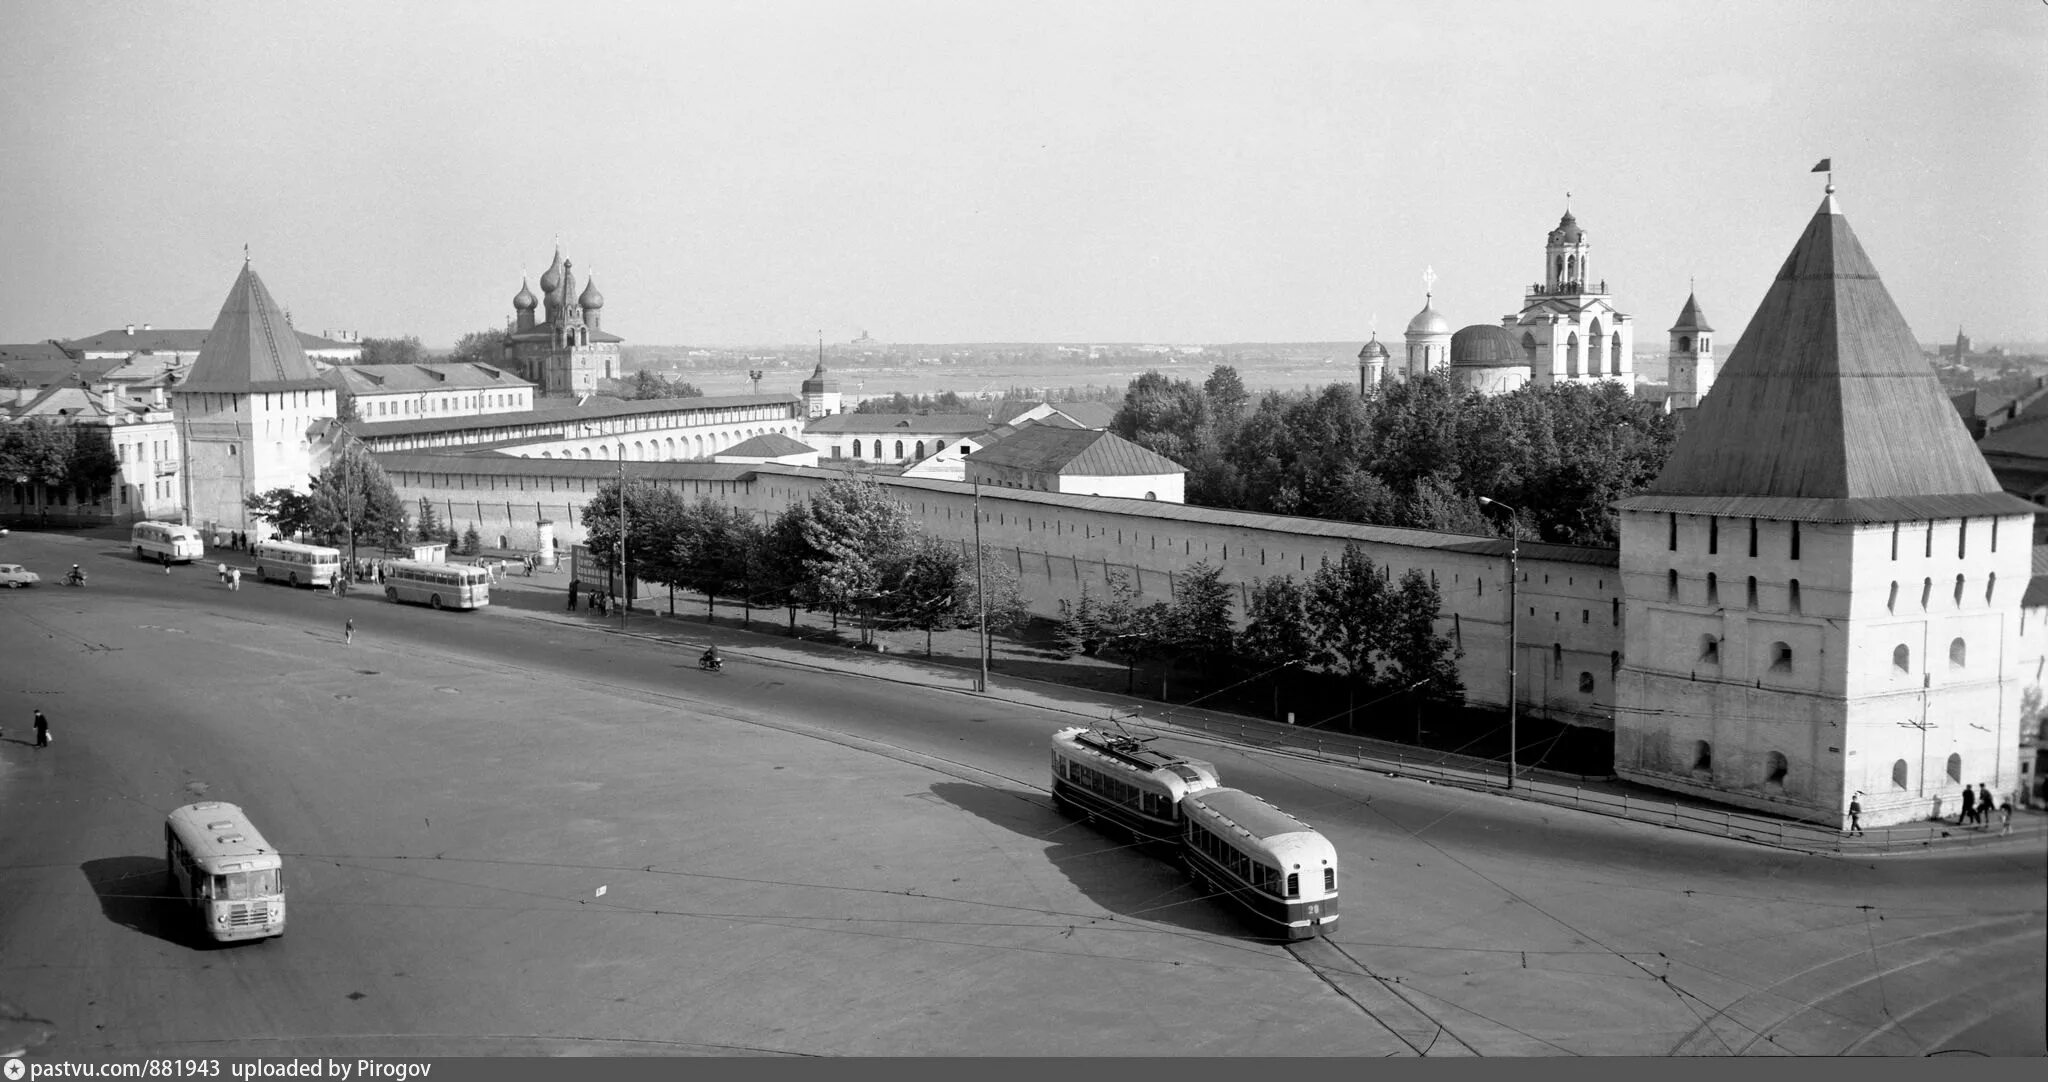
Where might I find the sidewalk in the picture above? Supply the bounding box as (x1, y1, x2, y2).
(487, 568, 2047, 858)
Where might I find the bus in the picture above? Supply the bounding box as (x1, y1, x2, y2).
(382, 559, 491, 610)
(164, 801, 286, 943)
(1180, 788, 1338, 941)
(131, 521, 205, 563)
(252, 540, 343, 588)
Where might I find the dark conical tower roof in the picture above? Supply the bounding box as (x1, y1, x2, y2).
(178, 262, 326, 394)
(1669, 291, 1712, 333)
(1619, 193, 2034, 524)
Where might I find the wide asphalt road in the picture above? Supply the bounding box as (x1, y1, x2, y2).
(3, 531, 2043, 1057)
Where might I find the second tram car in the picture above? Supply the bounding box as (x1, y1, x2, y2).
(1180, 787, 1339, 940)
(1049, 726, 1221, 844)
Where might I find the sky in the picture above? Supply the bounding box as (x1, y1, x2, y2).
(0, 1, 2042, 350)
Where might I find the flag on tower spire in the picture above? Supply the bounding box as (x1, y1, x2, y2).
(1810, 158, 1831, 173)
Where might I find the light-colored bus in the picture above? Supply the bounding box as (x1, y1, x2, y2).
(131, 521, 205, 563)
(164, 801, 286, 943)
(253, 539, 343, 588)
(382, 559, 491, 610)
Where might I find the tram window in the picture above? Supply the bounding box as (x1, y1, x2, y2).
(1324, 868, 1335, 892)
(1286, 873, 1299, 898)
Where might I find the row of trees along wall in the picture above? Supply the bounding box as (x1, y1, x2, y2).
(374, 455, 1627, 730)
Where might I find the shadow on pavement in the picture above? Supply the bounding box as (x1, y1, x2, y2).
(926, 780, 1242, 939)
(80, 855, 220, 950)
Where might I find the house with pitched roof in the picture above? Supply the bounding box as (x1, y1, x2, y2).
(713, 432, 819, 467)
(963, 425, 1186, 502)
(172, 262, 338, 537)
(1613, 186, 2037, 828)
(800, 412, 994, 466)
(1, 378, 181, 522)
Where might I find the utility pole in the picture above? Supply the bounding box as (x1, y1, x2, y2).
(618, 446, 628, 630)
(974, 480, 988, 693)
(1480, 496, 1520, 790)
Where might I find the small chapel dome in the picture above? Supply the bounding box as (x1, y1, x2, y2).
(512, 279, 538, 310)
(1358, 337, 1390, 361)
(1406, 300, 1451, 337)
(1450, 324, 1524, 368)
(578, 277, 604, 310)
(1548, 212, 1585, 246)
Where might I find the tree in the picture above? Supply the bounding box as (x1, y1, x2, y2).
(414, 496, 442, 542)
(798, 477, 917, 645)
(756, 503, 817, 635)
(447, 327, 511, 369)
(1381, 568, 1463, 700)
(670, 498, 749, 618)
(1240, 575, 1316, 719)
(306, 438, 406, 557)
(1306, 543, 1393, 700)
(582, 478, 687, 601)
(245, 488, 317, 539)
(462, 523, 482, 556)
(626, 370, 705, 400)
(1204, 365, 1249, 432)
(953, 543, 1027, 669)
(359, 336, 424, 366)
(889, 536, 965, 656)
(1111, 370, 1212, 465)
(0, 418, 76, 489)
(65, 429, 118, 502)
(1148, 560, 1235, 700)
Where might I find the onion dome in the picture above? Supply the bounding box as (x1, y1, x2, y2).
(538, 247, 563, 294)
(1357, 336, 1390, 361)
(1548, 212, 1585, 246)
(1406, 298, 1451, 337)
(1450, 324, 1525, 367)
(578, 275, 604, 311)
(512, 277, 537, 310)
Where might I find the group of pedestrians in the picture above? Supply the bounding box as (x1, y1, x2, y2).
(211, 530, 252, 551)
(1959, 782, 2013, 835)
(216, 562, 242, 590)
(565, 578, 620, 616)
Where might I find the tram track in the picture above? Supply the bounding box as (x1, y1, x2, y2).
(1286, 936, 1480, 1057)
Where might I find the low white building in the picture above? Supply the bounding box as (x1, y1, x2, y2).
(322, 362, 534, 423)
(963, 425, 1186, 502)
(801, 412, 992, 466)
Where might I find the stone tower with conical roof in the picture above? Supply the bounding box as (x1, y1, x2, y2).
(1503, 202, 1634, 386)
(1612, 187, 2035, 829)
(1665, 291, 1715, 410)
(173, 260, 337, 536)
(800, 335, 841, 419)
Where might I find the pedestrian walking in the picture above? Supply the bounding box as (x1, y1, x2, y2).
(567, 579, 580, 611)
(1847, 794, 1864, 836)
(1959, 784, 1976, 826)
(161, 552, 171, 574)
(1998, 798, 2013, 836)
(230, 567, 241, 591)
(1976, 783, 1994, 829)
(33, 709, 50, 749)
(344, 618, 354, 645)
(218, 562, 228, 584)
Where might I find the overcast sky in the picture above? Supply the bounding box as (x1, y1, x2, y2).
(1, 1, 2041, 349)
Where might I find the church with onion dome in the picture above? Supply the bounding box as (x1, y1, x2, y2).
(1361, 204, 1637, 398)
(506, 244, 622, 397)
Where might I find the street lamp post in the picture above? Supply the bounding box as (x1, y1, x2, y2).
(617, 445, 627, 630)
(1479, 496, 1520, 790)
(973, 480, 988, 693)
(748, 369, 764, 395)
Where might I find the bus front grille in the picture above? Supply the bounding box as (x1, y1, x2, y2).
(227, 904, 267, 927)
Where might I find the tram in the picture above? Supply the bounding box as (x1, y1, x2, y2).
(1180, 787, 1339, 941)
(1049, 726, 1221, 844)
